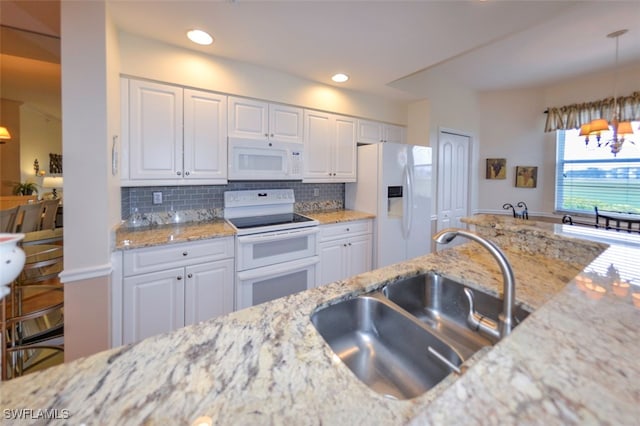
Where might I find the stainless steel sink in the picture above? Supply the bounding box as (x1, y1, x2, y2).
(311, 293, 464, 400)
(383, 272, 530, 358)
(311, 272, 531, 400)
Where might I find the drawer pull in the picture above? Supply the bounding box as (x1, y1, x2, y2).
(187, 273, 193, 279)
(183, 252, 188, 256)
(177, 275, 183, 280)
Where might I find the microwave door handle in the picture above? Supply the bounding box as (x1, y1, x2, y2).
(237, 227, 319, 244)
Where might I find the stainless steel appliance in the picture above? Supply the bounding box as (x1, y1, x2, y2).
(227, 137, 304, 181)
(224, 189, 319, 309)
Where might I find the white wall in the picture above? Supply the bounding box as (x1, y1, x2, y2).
(61, 0, 118, 360)
(18, 106, 62, 185)
(476, 62, 640, 217)
(118, 32, 408, 125)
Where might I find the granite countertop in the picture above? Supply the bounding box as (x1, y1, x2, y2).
(4, 216, 640, 425)
(113, 209, 374, 250)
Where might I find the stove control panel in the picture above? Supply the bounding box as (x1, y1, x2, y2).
(224, 189, 295, 208)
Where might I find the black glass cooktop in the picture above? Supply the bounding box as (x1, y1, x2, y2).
(228, 213, 314, 229)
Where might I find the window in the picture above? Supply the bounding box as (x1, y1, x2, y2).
(555, 124, 640, 215)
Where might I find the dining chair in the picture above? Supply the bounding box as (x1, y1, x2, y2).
(2, 243, 64, 380)
(40, 199, 60, 231)
(0, 206, 19, 232)
(15, 202, 45, 233)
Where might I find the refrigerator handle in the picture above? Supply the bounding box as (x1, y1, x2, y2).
(402, 165, 412, 239)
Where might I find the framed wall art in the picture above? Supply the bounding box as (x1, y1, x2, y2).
(515, 166, 537, 188)
(486, 158, 506, 179)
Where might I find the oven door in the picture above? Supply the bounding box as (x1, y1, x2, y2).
(228, 137, 303, 180)
(236, 227, 319, 271)
(236, 256, 318, 310)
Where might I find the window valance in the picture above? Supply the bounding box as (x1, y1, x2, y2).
(544, 91, 640, 132)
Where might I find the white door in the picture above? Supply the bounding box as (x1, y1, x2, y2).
(317, 240, 346, 287)
(123, 268, 185, 344)
(269, 104, 304, 144)
(184, 259, 234, 326)
(303, 110, 333, 181)
(347, 234, 372, 277)
(333, 115, 357, 181)
(129, 80, 183, 180)
(384, 124, 405, 144)
(437, 131, 471, 240)
(183, 89, 227, 182)
(228, 96, 268, 140)
(357, 119, 383, 144)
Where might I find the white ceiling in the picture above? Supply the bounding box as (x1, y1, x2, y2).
(2, 0, 640, 121)
(108, 0, 640, 101)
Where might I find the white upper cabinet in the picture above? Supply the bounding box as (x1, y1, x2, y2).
(128, 79, 183, 181)
(122, 78, 228, 186)
(228, 96, 303, 144)
(303, 110, 356, 183)
(357, 119, 405, 144)
(183, 89, 227, 181)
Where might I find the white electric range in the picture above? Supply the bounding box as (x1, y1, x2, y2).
(224, 189, 319, 309)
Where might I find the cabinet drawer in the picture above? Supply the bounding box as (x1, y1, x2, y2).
(320, 220, 372, 242)
(123, 237, 234, 277)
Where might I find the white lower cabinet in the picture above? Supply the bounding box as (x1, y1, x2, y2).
(121, 237, 234, 345)
(317, 220, 372, 287)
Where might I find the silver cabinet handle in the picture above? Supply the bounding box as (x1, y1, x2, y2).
(176, 171, 182, 176)
(348, 242, 352, 246)
(270, 133, 274, 138)
(264, 133, 269, 137)
(187, 273, 193, 279)
(183, 251, 188, 256)
(185, 171, 190, 176)
(177, 276, 183, 280)
(346, 228, 350, 232)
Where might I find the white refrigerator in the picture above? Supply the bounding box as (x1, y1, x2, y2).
(345, 142, 432, 268)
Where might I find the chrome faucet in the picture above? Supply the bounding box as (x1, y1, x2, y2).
(433, 228, 516, 340)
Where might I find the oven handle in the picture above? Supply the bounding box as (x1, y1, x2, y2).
(237, 256, 320, 281)
(237, 226, 319, 244)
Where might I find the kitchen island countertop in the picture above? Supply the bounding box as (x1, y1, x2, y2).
(4, 216, 640, 425)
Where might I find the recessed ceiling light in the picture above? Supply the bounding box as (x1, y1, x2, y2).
(187, 29, 214, 46)
(331, 73, 349, 83)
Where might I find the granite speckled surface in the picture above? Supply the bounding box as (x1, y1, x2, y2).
(304, 209, 375, 225)
(113, 209, 373, 250)
(4, 215, 640, 425)
(114, 219, 235, 250)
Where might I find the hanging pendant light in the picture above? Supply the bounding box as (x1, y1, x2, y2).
(587, 29, 636, 156)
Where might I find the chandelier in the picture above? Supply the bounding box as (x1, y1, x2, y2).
(579, 29, 636, 156)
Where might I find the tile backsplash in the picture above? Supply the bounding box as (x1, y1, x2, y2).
(121, 181, 344, 223)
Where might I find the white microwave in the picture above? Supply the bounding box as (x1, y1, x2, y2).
(228, 137, 304, 180)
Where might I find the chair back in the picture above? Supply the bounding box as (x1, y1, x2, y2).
(40, 199, 60, 230)
(0, 206, 19, 232)
(15, 202, 45, 233)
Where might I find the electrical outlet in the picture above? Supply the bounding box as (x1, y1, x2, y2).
(313, 188, 320, 197)
(152, 191, 163, 205)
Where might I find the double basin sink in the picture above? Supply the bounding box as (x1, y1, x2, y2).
(311, 272, 530, 400)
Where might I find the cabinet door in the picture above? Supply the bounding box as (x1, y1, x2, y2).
(357, 119, 383, 144)
(303, 110, 333, 182)
(184, 259, 235, 326)
(346, 234, 372, 277)
(333, 115, 357, 182)
(183, 89, 228, 182)
(317, 240, 346, 287)
(123, 268, 185, 344)
(129, 80, 183, 180)
(384, 124, 405, 144)
(269, 104, 304, 144)
(228, 96, 268, 140)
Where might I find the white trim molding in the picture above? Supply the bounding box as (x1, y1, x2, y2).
(59, 263, 113, 284)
